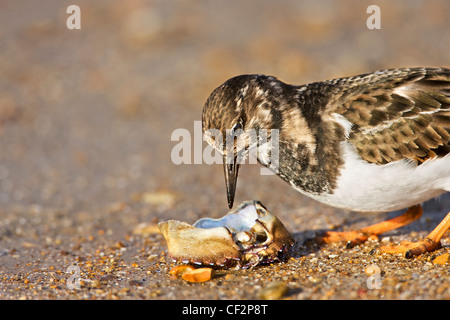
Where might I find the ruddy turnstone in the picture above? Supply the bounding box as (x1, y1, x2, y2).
(202, 67, 450, 258)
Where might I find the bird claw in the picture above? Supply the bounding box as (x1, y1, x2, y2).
(372, 238, 442, 258)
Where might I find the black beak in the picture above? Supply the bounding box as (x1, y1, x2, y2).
(223, 153, 239, 209)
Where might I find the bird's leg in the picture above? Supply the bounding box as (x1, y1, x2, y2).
(314, 205, 423, 248)
(377, 210, 450, 258)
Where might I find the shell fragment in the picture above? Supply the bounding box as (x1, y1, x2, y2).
(158, 200, 294, 269)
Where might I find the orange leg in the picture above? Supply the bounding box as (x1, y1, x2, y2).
(378, 210, 450, 258)
(314, 205, 423, 248)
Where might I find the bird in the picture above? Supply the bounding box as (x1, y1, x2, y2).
(201, 67, 450, 258)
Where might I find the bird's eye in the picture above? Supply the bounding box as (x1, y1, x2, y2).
(231, 118, 243, 135)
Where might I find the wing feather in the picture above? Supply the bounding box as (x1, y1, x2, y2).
(331, 67, 450, 164)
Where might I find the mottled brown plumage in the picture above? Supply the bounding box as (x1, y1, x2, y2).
(203, 67, 450, 199)
(202, 67, 450, 258)
(330, 68, 450, 164)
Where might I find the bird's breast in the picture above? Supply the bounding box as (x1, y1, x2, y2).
(291, 141, 450, 212)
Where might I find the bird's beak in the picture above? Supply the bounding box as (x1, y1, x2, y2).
(223, 153, 240, 209)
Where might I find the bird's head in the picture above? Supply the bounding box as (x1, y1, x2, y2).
(202, 74, 286, 208)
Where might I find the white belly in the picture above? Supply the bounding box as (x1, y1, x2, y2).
(297, 142, 450, 212)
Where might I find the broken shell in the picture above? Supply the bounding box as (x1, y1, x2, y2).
(158, 200, 294, 269)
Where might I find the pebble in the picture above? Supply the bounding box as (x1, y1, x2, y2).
(433, 253, 449, 265)
(132, 222, 161, 235)
(259, 281, 289, 300)
(90, 280, 102, 289)
(140, 190, 176, 208)
(169, 265, 195, 277)
(181, 268, 215, 283)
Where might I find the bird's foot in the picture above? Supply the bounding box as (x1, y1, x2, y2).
(309, 205, 423, 249)
(372, 238, 442, 258)
(372, 210, 450, 258)
(313, 230, 379, 249)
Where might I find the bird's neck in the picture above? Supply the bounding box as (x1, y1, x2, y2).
(253, 126, 344, 196)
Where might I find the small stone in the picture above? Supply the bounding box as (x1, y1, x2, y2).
(308, 276, 322, 284)
(181, 268, 214, 283)
(132, 222, 161, 235)
(90, 280, 101, 288)
(259, 281, 289, 300)
(381, 236, 391, 243)
(433, 253, 449, 265)
(140, 190, 176, 207)
(147, 254, 158, 261)
(169, 265, 195, 277)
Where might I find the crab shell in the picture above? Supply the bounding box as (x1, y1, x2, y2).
(158, 200, 294, 269)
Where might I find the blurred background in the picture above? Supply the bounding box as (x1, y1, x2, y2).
(1, 0, 449, 257)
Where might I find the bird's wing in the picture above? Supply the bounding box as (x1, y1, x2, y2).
(329, 67, 450, 164)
